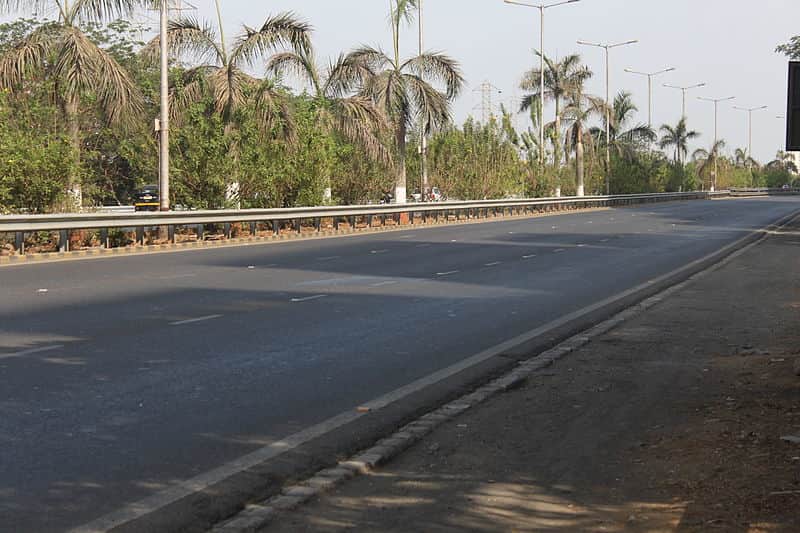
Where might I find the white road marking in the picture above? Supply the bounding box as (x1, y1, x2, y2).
(450, 240, 458, 243)
(484, 262, 501, 267)
(577, 244, 586, 247)
(370, 249, 389, 254)
(169, 315, 223, 326)
(159, 273, 197, 280)
(522, 254, 537, 259)
(37, 289, 49, 293)
(554, 248, 566, 253)
(436, 270, 460, 276)
(0, 345, 64, 360)
(600, 238, 610, 243)
(291, 295, 328, 303)
(247, 266, 256, 270)
(369, 281, 398, 288)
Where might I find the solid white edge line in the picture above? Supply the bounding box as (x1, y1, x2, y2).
(70, 211, 799, 533)
(436, 270, 460, 276)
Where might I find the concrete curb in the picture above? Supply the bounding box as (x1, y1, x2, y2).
(211, 210, 800, 532)
(0, 206, 609, 267)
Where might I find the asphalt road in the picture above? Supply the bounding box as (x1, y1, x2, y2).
(1, 197, 798, 532)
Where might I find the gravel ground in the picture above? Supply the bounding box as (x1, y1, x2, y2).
(259, 218, 800, 532)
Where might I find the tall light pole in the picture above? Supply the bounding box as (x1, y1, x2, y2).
(698, 95, 736, 192)
(418, 0, 430, 201)
(624, 67, 675, 128)
(504, 0, 581, 197)
(158, 0, 170, 211)
(663, 82, 706, 120)
(577, 39, 638, 195)
(732, 105, 767, 164)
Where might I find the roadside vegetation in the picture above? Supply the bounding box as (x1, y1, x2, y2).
(0, 2, 796, 213)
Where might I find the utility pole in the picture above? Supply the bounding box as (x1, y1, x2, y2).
(664, 82, 706, 120)
(698, 95, 736, 192)
(418, 0, 429, 201)
(578, 38, 638, 195)
(504, 0, 581, 198)
(624, 67, 676, 128)
(158, 0, 170, 211)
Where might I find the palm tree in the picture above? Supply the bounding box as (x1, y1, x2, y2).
(563, 88, 605, 196)
(592, 91, 655, 160)
(344, 0, 463, 203)
(0, 0, 144, 208)
(692, 140, 726, 190)
(521, 52, 591, 194)
(266, 44, 390, 200)
(658, 118, 699, 165)
(147, 6, 312, 204)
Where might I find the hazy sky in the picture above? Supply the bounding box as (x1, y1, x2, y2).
(10, 0, 800, 161)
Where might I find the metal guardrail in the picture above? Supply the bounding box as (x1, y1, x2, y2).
(728, 187, 800, 196)
(0, 191, 718, 255)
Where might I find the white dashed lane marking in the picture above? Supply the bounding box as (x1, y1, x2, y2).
(170, 315, 223, 326)
(291, 295, 328, 303)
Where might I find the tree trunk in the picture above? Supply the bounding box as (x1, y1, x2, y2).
(394, 120, 407, 204)
(576, 126, 585, 197)
(64, 95, 82, 210)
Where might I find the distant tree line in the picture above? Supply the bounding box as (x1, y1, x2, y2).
(0, 2, 796, 213)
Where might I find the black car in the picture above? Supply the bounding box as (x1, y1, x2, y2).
(134, 185, 160, 212)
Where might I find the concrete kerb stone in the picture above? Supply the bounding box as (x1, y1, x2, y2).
(212, 210, 800, 533)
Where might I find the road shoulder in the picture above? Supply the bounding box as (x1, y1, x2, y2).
(257, 217, 800, 532)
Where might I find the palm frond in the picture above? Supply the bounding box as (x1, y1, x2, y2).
(403, 72, 450, 132)
(70, 0, 140, 22)
(142, 17, 222, 66)
(401, 52, 463, 99)
(266, 50, 318, 93)
(252, 77, 295, 142)
(324, 52, 374, 99)
(343, 45, 392, 72)
(0, 22, 59, 88)
(332, 95, 391, 164)
(54, 26, 143, 126)
(232, 12, 312, 67)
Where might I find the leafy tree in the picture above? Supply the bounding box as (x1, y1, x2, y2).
(0, 0, 144, 208)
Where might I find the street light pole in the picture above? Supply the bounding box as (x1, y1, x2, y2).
(732, 105, 768, 165)
(578, 39, 638, 195)
(698, 95, 736, 192)
(418, 0, 429, 201)
(159, 0, 170, 211)
(664, 82, 706, 120)
(624, 67, 676, 128)
(504, 0, 580, 198)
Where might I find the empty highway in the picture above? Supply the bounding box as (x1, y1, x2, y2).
(1, 197, 799, 532)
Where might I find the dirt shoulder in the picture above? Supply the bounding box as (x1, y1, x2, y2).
(260, 219, 800, 533)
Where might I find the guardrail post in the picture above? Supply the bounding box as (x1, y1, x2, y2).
(410, 211, 415, 225)
(59, 230, 69, 252)
(99, 228, 108, 248)
(349, 216, 356, 229)
(295, 219, 302, 234)
(196, 224, 204, 241)
(315, 217, 322, 232)
(273, 220, 281, 236)
(136, 227, 145, 245)
(380, 214, 386, 226)
(249, 222, 257, 237)
(168, 225, 176, 244)
(333, 217, 339, 231)
(15, 231, 24, 255)
(223, 223, 232, 239)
